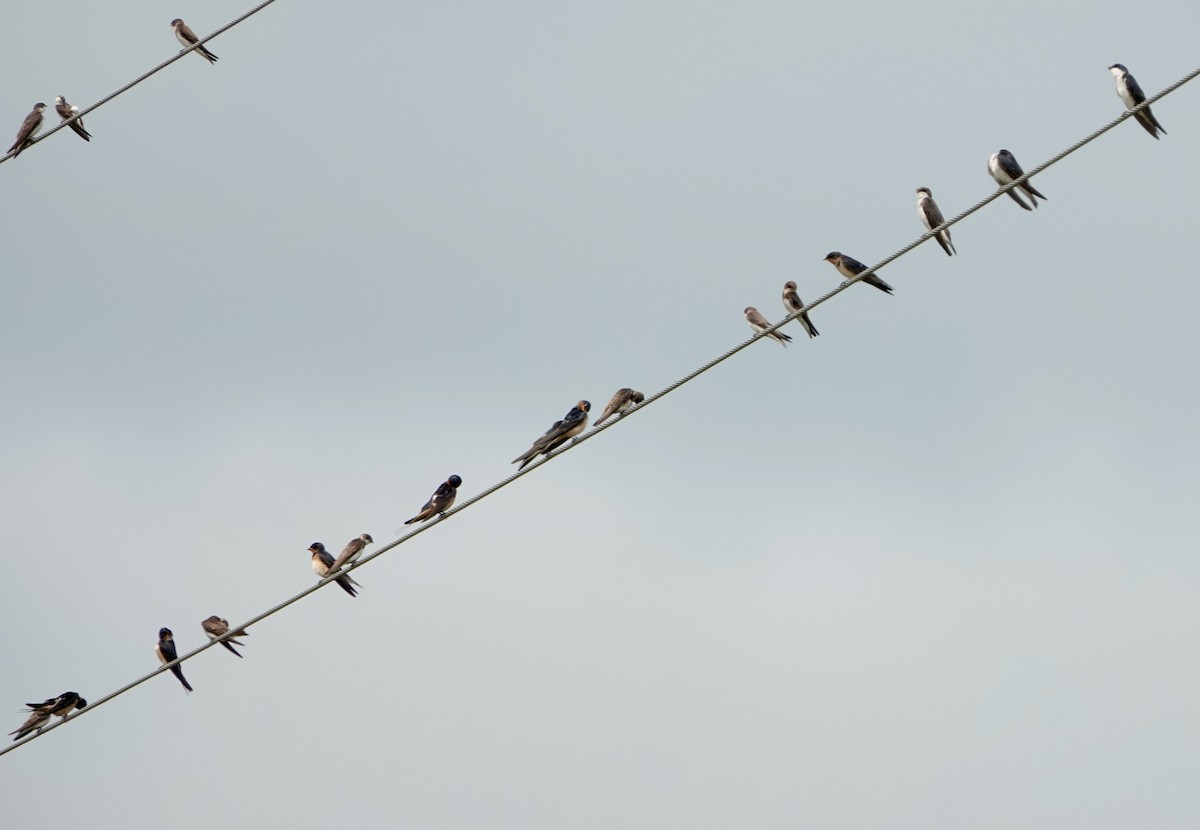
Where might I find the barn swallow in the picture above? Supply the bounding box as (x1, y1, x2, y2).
(54, 96, 90, 142)
(327, 533, 376, 573)
(594, 388, 645, 427)
(512, 402, 591, 469)
(156, 628, 194, 693)
(745, 307, 792, 346)
(171, 19, 219, 64)
(41, 691, 87, 720)
(988, 149, 1047, 211)
(9, 709, 52, 741)
(916, 187, 955, 256)
(781, 282, 819, 338)
(7, 103, 46, 158)
(201, 616, 248, 658)
(310, 542, 360, 597)
(1109, 64, 1166, 139)
(823, 252, 894, 294)
(404, 477, 462, 525)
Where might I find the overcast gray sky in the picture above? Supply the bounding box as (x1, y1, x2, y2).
(3, 1, 1200, 827)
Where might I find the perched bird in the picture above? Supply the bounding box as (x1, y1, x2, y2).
(404, 477, 462, 525)
(156, 628, 194, 694)
(1109, 63, 1166, 139)
(7, 103, 46, 158)
(823, 252, 894, 295)
(171, 19, 219, 64)
(745, 307, 792, 347)
(201, 616, 248, 658)
(781, 282, 819, 338)
(310, 542, 360, 597)
(327, 532, 376, 572)
(916, 187, 955, 256)
(54, 95, 90, 142)
(41, 691, 87, 721)
(988, 149, 1047, 211)
(9, 709, 52, 742)
(594, 388, 645, 427)
(512, 402, 591, 470)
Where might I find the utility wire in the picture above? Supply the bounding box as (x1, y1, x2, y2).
(0, 0, 280, 165)
(3, 67, 1195, 758)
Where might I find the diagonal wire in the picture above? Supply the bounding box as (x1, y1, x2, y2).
(2, 66, 1195, 758)
(0, 0, 280, 165)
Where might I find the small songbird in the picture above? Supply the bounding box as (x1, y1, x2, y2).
(7, 103, 46, 158)
(823, 252, 894, 295)
(327, 532, 376, 573)
(310, 542, 360, 597)
(54, 95, 91, 142)
(916, 187, 955, 256)
(404, 477, 463, 525)
(988, 149, 1047, 211)
(42, 691, 87, 721)
(781, 282, 819, 338)
(593, 388, 645, 427)
(9, 709, 52, 742)
(745, 307, 792, 347)
(171, 19, 219, 64)
(156, 628, 194, 694)
(1108, 63, 1166, 139)
(201, 616, 249, 658)
(512, 402, 591, 469)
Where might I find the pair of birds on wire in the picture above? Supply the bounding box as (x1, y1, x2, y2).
(510, 387, 646, 471)
(9, 692, 87, 741)
(5, 19, 216, 158)
(746, 63, 1167, 348)
(151, 618, 249, 694)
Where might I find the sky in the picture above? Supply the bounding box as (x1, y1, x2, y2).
(3, 1, 1200, 827)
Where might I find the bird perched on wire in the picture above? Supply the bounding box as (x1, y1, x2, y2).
(404, 477, 462, 525)
(7, 103, 45, 159)
(781, 282, 819, 338)
(327, 533, 375, 573)
(156, 628, 194, 694)
(915, 187, 955, 256)
(310, 542, 360, 597)
(35, 691, 87, 722)
(1108, 63, 1166, 139)
(745, 307, 792, 347)
(988, 149, 1047, 211)
(171, 19, 219, 64)
(54, 95, 91, 142)
(9, 708, 52, 742)
(594, 388, 644, 427)
(201, 616, 249, 658)
(823, 252, 894, 295)
(512, 402, 591, 470)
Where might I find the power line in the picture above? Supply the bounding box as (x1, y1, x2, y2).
(3, 67, 1195, 758)
(0, 0, 280, 165)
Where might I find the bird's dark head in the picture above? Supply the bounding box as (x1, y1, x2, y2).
(784, 280, 797, 291)
(577, 401, 590, 412)
(360, 533, 374, 544)
(75, 698, 88, 710)
(916, 187, 931, 196)
(1108, 63, 1127, 73)
(34, 103, 46, 112)
(824, 252, 842, 263)
(158, 628, 173, 641)
(448, 475, 462, 488)
(170, 18, 184, 27)
(631, 391, 645, 403)
(308, 542, 326, 553)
